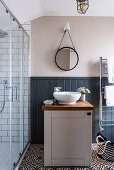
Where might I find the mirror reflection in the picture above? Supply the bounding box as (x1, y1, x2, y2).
(55, 47, 79, 71)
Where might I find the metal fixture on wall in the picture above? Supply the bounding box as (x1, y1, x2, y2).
(0, 28, 8, 38)
(76, 0, 89, 14)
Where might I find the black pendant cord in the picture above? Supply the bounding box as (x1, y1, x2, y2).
(58, 30, 75, 50)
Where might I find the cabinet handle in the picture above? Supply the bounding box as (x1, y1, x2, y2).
(87, 112, 91, 115)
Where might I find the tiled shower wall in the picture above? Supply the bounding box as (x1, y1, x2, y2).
(0, 29, 30, 143)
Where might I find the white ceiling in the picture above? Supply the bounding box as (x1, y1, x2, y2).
(3, 0, 43, 23)
(3, 0, 114, 24)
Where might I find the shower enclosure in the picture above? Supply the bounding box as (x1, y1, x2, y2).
(0, 1, 30, 170)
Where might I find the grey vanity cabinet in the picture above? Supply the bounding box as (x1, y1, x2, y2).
(44, 110, 92, 167)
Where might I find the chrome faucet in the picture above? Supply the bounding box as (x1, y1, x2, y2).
(54, 87, 62, 92)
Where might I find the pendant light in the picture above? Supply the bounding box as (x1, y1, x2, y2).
(76, 0, 89, 14)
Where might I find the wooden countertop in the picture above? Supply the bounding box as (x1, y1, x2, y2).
(42, 100, 94, 111)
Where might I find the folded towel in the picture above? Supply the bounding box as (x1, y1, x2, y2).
(43, 100, 53, 106)
(105, 86, 114, 106)
(107, 57, 114, 83)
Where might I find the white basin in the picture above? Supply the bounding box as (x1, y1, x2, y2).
(53, 91, 81, 105)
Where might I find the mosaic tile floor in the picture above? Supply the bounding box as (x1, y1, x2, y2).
(19, 144, 114, 170)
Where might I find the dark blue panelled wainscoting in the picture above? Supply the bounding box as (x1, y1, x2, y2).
(31, 77, 114, 144)
(31, 77, 101, 144)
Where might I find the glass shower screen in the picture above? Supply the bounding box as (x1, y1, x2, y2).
(0, 1, 30, 170)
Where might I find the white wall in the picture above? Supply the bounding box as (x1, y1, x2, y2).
(31, 16, 114, 77)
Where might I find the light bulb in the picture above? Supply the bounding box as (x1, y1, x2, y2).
(80, 2, 86, 11)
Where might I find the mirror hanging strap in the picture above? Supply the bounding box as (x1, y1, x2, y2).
(68, 31, 75, 50)
(58, 31, 66, 50)
(58, 30, 75, 51)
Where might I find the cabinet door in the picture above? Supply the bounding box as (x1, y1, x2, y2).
(51, 110, 92, 166)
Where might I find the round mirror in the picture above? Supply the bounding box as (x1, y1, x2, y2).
(55, 47, 79, 71)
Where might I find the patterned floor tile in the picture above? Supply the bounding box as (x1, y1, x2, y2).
(19, 144, 114, 170)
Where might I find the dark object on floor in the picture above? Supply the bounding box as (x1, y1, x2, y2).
(96, 133, 114, 162)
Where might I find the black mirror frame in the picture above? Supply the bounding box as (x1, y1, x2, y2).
(55, 46, 79, 71)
